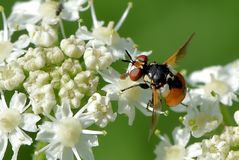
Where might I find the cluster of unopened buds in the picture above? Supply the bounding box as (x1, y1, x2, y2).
(0, 0, 238, 160)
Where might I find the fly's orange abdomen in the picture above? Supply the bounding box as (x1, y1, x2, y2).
(165, 73, 186, 107)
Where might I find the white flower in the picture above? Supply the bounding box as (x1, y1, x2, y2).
(182, 94, 223, 138)
(0, 62, 25, 91)
(0, 92, 40, 160)
(74, 70, 99, 95)
(35, 102, 105, 160)
(7, 0, 90, 31)
(26, 23, 58, 47)
(225, 59, 239, 75)
(18, 47, 46, 71)
(29, 84, 56, 114)
(76, 2, 136, 61)
(59, 79, 84, 108)
(38, 0, 60, 24)
(60, 35, 85, 58)
(85, 93, 117, 128)
(224, 59, 239, 91)
(154, 127, 201, 160)
(189, 65, 238, 106)
(198, 135, 230, 160)
(60, 0, 90, 21)
(100, 67, 151, 125)
(226, 150, 239, 160)
(7, 0, 42, 31)
(77, 2, 132, 43)
(0, 8, 30, 63)
(6, 34, 30, 63)
(220, 126, 239, 148)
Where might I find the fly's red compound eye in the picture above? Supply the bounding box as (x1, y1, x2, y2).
(136, 55, 148, 63)
(129, 68, 142, 81)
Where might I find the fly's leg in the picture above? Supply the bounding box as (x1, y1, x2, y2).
(121, 83, 149, 92)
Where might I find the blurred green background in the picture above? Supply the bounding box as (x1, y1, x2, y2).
(2, 0, 239, 160)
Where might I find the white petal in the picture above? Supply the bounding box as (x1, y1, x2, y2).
(9, 128, 32, 151)
(0, 41, 13, 62)
(13, 34, 30, 49)
(19, 113, 41, 132)
(186, 142, 202, 158)
(76, 134, 98, 160)
(101, 84, 119, 101)
(61, 10, 79, 21)
(11, 147, 19, 160)
(99, 67, 120, 84)
(9, 92, 27, 113)
(45, 143, 63, 160)
(6, 50, 26, 63)
(154, 135, 171, 160)
(7, 0, 42, 31)
(118, 98, 135, 125)
(170, 104, 187, 113)
(234, 110, 239, 125)
(134, 101, 151, 116)
(172, 127, 190, 147)
(55, 103, 73, 120)
(62, 147, 74, 160)
(61, 0, 87, 21)
(78, 115, 95, 128)
(220, 92, 238, 106)
(75, 26, 94, 40)
(189, 66, 222, 84)
(0, 135, 8, 160)
(36, 122, 56, 142)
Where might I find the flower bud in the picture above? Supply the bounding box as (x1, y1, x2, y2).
(44, 47, 64, 65)
(18, 47, 46, 71)
(0, 62, 25, 90)
(60, 35, 85, 58)
(84, 46, 113, 70)
(26, 23, 58, 47)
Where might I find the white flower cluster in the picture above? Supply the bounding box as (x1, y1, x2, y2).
(0, 0, 140, 159)
(154, 60, 239, 160)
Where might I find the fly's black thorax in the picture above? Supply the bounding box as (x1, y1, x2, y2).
(144, 63, 171, 88)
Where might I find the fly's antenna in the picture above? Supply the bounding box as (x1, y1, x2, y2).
(125, 49, 133, 60)
(122, 50, 134, 63)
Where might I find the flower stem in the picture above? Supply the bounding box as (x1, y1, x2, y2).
(33, 142, 47, 160)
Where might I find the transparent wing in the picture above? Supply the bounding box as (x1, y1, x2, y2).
(164, 33, 195, 66)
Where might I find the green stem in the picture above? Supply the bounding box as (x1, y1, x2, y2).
(32, 142, 47, 160)
(220, 105, 236, 126)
